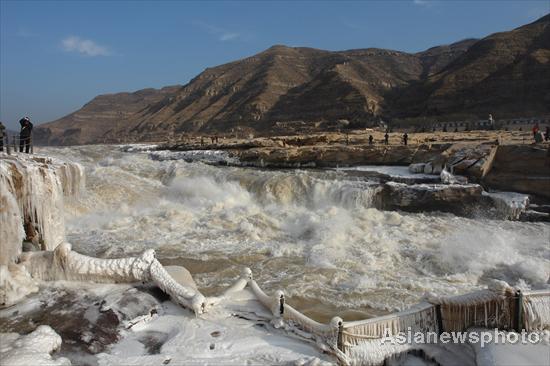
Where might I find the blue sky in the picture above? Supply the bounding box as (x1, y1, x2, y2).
(1, 0, 548, 130)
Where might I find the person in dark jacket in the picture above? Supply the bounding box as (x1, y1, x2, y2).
(19, 117, 33, 153)
(0, 121, 5, 152)
(384, 132, 389, 145)
(402, 132, 408, 146)
(368, 135, 374, 145)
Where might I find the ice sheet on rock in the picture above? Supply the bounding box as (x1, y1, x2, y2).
(0, 154, 85, 259)
(0, 325, 71, 366)
(0, 180, 25, 265)
(98, 289, 334, 366)
(338, 165, 437, 179)
(0, 264, 38, 307)
(119, 144, 159, 153)
(483, 191, 530, 220)
(149, 149, 239, 165)
(469, 328, 550, 366)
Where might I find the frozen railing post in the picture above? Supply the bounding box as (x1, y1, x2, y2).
(515, 289, 523, 332)
(335, 316, 344, 352)
(3, 129, 9, 155)
(521, 289, 550, 331)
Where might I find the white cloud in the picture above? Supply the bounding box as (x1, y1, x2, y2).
(62, 36, 110, 56)
(413, 0, 431, 6)
(219, 32, 240, 41)
(192, 21, 242, 42)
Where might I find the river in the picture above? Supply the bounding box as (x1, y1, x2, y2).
(37, 145, 550, 322)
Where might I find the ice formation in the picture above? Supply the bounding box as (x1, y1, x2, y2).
(0, 263, 38, 307)
(0, 154, 84, 262)
(483, 191, 530, 220)
(17, 241, 254, 316)
(0, 325, 71, 366)
(149, 149, 239, 165)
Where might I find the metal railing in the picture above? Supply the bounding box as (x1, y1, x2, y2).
(1, 132, 33, 155)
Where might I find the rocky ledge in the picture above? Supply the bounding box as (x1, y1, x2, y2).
(159, 131, 550, 201)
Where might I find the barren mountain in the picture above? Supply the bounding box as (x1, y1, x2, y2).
(34, 86, 181, 145)
(34, 15, 549, 145)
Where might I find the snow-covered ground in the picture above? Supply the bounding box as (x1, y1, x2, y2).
(0, 282, 334, 365)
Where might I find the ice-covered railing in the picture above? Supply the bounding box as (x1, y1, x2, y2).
(522, 289, 550, 331)
(6, 241, 550, 365)
(19, 243, 244, 315)
(245, 277, 549, 365)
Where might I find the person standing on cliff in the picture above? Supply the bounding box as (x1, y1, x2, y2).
(0, 121, 5, 152)
(19, 117, 33, 153)
(368, 135, 374, 145)
(402, 132, 408, 146)
(384, 132, 389, 145)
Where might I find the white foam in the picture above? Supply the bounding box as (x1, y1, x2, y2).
(35, 146, 550, 312)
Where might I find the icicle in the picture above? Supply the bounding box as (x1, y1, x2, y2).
(0, 155, 85, 255)
(522, 290, 550, 330)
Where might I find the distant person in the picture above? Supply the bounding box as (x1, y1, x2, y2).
(402, 132, 408, 146)
(384, 132, 389, 145)
(0, 121, 5, 152)
(532, 123, 539, 140)
(454, 127, 458, 133)
(19, 117, 33, 153)
(545, 126, 550, 142)
(534, 131, 544, 144)
(368, 135, 374, 145)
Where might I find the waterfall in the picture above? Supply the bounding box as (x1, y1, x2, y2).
(0, 154, 85, 264)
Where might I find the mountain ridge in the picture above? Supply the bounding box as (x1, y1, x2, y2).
(34, 14, 550, 145)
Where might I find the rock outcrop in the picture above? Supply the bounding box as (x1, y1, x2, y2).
(482, 145, 550, 199)
(378, 182, 488, 216)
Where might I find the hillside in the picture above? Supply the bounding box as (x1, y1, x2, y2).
(34, 15, 550, 145)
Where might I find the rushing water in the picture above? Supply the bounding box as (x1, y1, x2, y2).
(36, 145, 550, 321)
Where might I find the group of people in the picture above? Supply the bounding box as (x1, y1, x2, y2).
(367, 132, 409, 146)
(0, 117, 34, 153)
(200, 135, 221, 146)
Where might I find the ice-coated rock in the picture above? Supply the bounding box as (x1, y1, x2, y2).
(0, 325, 71, 366)
(0, 264, 38, 307)
(0, 154, 84, 265)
